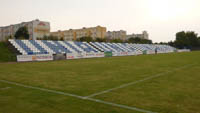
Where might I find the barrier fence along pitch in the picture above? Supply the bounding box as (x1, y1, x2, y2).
(17, 50, 187, 62)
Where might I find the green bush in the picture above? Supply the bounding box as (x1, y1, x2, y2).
(0, 42, 16, 62)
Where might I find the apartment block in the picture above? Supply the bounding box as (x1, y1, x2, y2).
(106, 30, 127, 40)
(51, 26, 107, 41)
(126, 31, 149, 40)
(0, 19, 50, 41)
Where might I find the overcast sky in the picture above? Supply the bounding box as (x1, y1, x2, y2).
(0, 0, 200, 42)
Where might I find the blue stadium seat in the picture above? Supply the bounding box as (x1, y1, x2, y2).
(9, 39, 176, 55)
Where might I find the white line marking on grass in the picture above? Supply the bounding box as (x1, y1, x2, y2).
(87, 98, 156, 113)
(0, 87, 11, 90)
(0, 80, 85, 99)
(0, 79, 156, 113)
(85, 63, 197, 98)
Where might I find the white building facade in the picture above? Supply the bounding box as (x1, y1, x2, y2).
(51, 26, 107, 41)
(126, 31, 149, 40)
(106, 30, 127, 40)
(0, 19, 50, 41)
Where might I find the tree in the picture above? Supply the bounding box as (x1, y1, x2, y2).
(5, 35, 13, 41)
(95, 38, 106, 42)
(127, 37, 152, 44)
(168, 41, 175, 47)
(186, 31, 199, 47)
(159, 42, 168, 45)
(15, 27, 29, 39)
(110, 39, 124, 43)
(174, 31, 199, 49)
(128, 37, 141, 43)
(151, 31, 200, 49)
(43, 35, 48, 40)
(79, 37, 94, 42)
(42, 35, 59, 40)
(198, 37, 200, 46)
(36, 37, 42, 40)
(49, 35, 59, 40)
(60, 37, 64, 41)
(141, 39, 152, 44)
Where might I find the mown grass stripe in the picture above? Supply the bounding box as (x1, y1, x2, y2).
(0, 79, 156, 113)
(85, 63, 197, 98)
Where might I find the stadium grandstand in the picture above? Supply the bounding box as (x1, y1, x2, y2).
(7, 39, 177, 62)
(9, 39, 176, 55)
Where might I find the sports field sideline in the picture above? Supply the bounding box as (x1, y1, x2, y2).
(0, 51, 200, 113)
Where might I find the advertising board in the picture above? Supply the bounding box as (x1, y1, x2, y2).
(111, 52, 116, 56)
(76, 53, 85, 59)
(105, 52, 113, 57)
(66, 53, 75, 59)
(135, 51, 143, 55)
(147, 51, 155, 54)
(120, 52, 129, 56)
(85, 53, 96, 58)
(177, 49, 191, 52)
(95, 52, 105, 57)
(17, 54, 53, 62)
(128, 52, 135, 56)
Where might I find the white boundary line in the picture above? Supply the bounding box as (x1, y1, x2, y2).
(85, 63, 197, 98)
(0, 79, 156, 113)
(0, 87, 11, 90)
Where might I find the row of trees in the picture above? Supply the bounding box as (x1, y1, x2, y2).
(174, 31, 200, 49)
(157, 31, 200, 49)
(77, 37, 127, 43)
(76, 36, 153, 44)
(37, 35, 64, 41)
(127, 37, 152, 44)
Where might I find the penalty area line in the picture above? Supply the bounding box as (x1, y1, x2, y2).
(0, 87, 11, 90)
(85, 63, 197, 98)
(0, 79, 156, 113)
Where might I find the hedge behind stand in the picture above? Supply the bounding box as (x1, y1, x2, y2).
(53, 54, 66, 60)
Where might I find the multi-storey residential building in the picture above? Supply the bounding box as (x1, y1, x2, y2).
(126, 31, 149, 40)
(106, 30, 127, 40)
(0, 19, 150, 42)
(0, 19, 50, 41)
(51, 26, 107, 41)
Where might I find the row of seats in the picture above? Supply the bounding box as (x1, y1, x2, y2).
(9, 39, 176, 55)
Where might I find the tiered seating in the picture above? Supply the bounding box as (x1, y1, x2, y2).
(126, 44, 147, 52)
(90, 42, 115, 52)
(9, 40, 101, 55)
(123, 44, 175, 53)
(155, 45, 176, 52)
(9, 39, 176, 55)
(90, 42, 133, 52)
(115, 43, 133, 52)
(74, 42, 98, 53)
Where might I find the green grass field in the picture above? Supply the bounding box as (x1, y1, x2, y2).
(0, 52, 200, 113)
